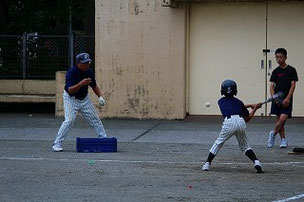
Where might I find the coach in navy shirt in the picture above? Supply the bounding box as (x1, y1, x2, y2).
(52, 53, 107, 152)
(65, 61, 97, 100)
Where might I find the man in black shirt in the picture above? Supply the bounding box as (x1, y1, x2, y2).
(268, 48, 298, 148)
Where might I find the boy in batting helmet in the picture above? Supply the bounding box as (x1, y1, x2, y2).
(202, 79, 264, 173)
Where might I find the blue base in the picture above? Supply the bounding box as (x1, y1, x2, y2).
(76, 137, 117, 153)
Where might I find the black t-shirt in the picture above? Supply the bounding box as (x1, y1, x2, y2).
(270, 65, 298, 98)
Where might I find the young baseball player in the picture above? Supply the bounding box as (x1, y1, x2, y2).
(52, 53, 107, 152)
(202, 79, 263, 173)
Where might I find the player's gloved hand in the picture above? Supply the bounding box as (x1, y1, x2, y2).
(98, 96, 106, 106)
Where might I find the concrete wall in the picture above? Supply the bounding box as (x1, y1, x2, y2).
(0, 80, 55, 95)
(95, 0, 187, 119)
(55, 72, 66, 117)
(0, 79, 55, 103)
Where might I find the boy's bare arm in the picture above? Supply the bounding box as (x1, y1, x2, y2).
(270, 82, 275, 96)
(245, 104, 254, 109)
(244, 103, 262, 122)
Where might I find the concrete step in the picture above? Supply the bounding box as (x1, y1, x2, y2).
(0, 94, 55, 103)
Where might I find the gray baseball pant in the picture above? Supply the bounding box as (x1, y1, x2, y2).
(54, 91, 107, 145)
(210, 115, 251, 155)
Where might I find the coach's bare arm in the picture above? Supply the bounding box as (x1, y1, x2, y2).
(92, 85, 104, 98)
(68, 78, 92, 94)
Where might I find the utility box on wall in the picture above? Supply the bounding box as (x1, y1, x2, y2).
(161, 0, 178, 8)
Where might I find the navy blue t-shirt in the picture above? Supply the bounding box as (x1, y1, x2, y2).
(218, 96, 249, 119)
(64, 66, 97, 100)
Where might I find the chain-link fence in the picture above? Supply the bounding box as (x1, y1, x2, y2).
(0, 35, 23, 78)
(74, 35, 95, 71)
(27, 34, 69, 79)
(0, 33, 95, 79)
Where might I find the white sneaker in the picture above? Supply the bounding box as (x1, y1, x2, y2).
(254, 160, 264, 173)
(52, 143, 63, 152)
(202, 162, 210, 171)
(280, 139, 288, 148)
(267, 131, 276, 148)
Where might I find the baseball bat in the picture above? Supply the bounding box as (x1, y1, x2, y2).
(261, 91, 284, 105)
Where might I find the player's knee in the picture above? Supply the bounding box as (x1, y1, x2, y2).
(279, 114, 288, 122)
(90, 116, 102, 125)
(278, 119, 286, 127)
(215, 139, 225, 146)
(63, 119, 74, 126)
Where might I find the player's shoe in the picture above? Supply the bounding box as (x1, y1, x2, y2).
(280, 138, 288, 148)
(52, 143, 63, 152)
(254, 160, 264, 173)
(202, 162, 210, 171)
(267, 131, 276, 148)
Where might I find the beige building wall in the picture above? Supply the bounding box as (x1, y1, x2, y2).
(55, 72, 66, 117)
(189, 1, 304, 117)
(189, 2, 267, 116)
(95, 0, 187, 119)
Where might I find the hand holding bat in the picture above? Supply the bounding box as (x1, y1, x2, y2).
(261, 91, 284, 105)
(254, 102, 262, 109)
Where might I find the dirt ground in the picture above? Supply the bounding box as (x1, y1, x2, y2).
(0, 112, 303, 202)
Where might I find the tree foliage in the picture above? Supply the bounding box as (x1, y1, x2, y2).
(0, 0, 92, 35)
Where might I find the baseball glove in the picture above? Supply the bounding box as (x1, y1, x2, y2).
(292, 146, 304, 153)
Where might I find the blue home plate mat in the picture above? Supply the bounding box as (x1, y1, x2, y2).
(76, 137, 117, 153)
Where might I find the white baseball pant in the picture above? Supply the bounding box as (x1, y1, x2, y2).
(210, 115, 251, 155)
(54, 91, 107, 145)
